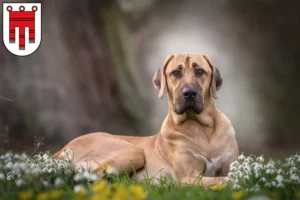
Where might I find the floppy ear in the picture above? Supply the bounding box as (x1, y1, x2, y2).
(152, 55, 174, 98)
(203, 55, 223, 99)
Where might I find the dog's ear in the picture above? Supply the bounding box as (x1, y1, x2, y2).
(203, 55, 223, 99)
(152, 55, 174, 98)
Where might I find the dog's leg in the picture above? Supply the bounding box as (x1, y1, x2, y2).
(181, 175, 225, 187)
(54, 133, 145, 175)
(199, 176, 226, 187)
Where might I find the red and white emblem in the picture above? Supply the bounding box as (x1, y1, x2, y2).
(2, 3, 41, 56)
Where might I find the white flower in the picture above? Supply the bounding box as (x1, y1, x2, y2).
(253, 163, 263, 171)
(238, 165, 243, 171)
(243, 165, 251, 174)
(42, 180, 49, 187)
(61, 149, 74, 160)
(287, 161, 295, 166)
(244, 175, 250, 180)
(256, 156, 264, 163)
(83, 171, 90, 179)
(29, 167, 42, 175)
(15, 179, 25, 187)
(47, 168, 56, 173)
(290, 174, 300, 182)
(275, 174, 284, 183)
(228, 172, 235, 178)
(276, 182, 284, 188)
(238, 154, 245, 161)
(230, 161, 239, 168)
(4, 162, 13, 169)
(222, 177, 231, 183)
(247, 195, 269, 200)
(89, 173, 98, 181)
(0, 173, 4, 180)
(250, 184, 260, 192)
(7, 174, 14, 180)
(266, 162, 275, 169)
(255, 172, 261, 178)
(58, 163, 66, 169)
(42, 154, 49, 160)
(77, 167, 84, 173)
(259, 177, 266, 182)
(20, 153, 28, 160)
(264, 182, 272, 188)
(5, 152, 13, 158)
(19, 163, 27, 170)
(55, 177, 65, 187)
(74, 173, 85, 182)
(14, 154, 20, 159)
(277, 169, 284, 174)
(74, 185, 85, 193)
(230, 166, 237, 172)
(29, 163, 37, 169)
(233, 184, 242, 189)
(296, 155, 300, 163)
(245, 157, 254, 163)
(34, 155, 42, 161)
(236, 171, 243, 178)
(266, 169, 274, 174)
(289, 167, 298, 174)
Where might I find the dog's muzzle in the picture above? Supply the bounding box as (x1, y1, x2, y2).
(183, 87, 198, 101)
(175, 87, 203, 115)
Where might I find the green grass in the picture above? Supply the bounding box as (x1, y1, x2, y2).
(0, 151, 299, 200)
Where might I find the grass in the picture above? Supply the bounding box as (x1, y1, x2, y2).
(0, 151, 299, 200)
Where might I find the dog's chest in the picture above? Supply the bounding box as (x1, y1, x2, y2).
(193, 152, 231, 176)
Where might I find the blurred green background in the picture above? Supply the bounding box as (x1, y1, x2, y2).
(0, 0, 299, 157)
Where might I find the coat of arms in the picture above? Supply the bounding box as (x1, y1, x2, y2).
(2, 3, 41, 56)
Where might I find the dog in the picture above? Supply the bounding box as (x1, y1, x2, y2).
(54, 53, 239, 186)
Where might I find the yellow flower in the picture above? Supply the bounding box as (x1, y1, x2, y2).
(19, 190, 34, 200)
(295, 190, 300, 198)
(92, 180, 111, 197)
(36, 192, 49, 200)
(49, 190, 62, 199)
(232, 190, 245, 200)
(75, 189, 87, 200)
(111, 183, 129, 200)
(101, 163, 111, 171)
(129, 185, 147, 200)
(210, 184, 225, 191)
(89, 194, 108, 200)
(77, 189, 86, 196)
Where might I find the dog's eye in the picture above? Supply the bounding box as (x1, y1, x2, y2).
(196, 69, 204, 75)
(172, 70, 181, 77)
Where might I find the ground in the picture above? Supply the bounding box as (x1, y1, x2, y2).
(0, 151, 299, 200)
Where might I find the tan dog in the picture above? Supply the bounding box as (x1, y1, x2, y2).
(54, 53, 239, 186)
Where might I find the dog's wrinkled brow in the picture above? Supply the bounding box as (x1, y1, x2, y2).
(175, 65, 183, 71)
(185, 54, 190, 63)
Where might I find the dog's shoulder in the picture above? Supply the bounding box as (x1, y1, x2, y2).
(216, 110, 236, 137)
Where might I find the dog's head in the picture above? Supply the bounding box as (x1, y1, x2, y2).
(153, 53, 222, 115)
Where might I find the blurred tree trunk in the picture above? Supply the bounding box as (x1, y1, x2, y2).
(230, 0, 300, 151)
(0, 0, 151, 152)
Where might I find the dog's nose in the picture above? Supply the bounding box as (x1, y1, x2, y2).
(182, 87, 198, 100)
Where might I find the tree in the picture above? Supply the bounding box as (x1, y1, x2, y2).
(0, 0, 151, 152)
